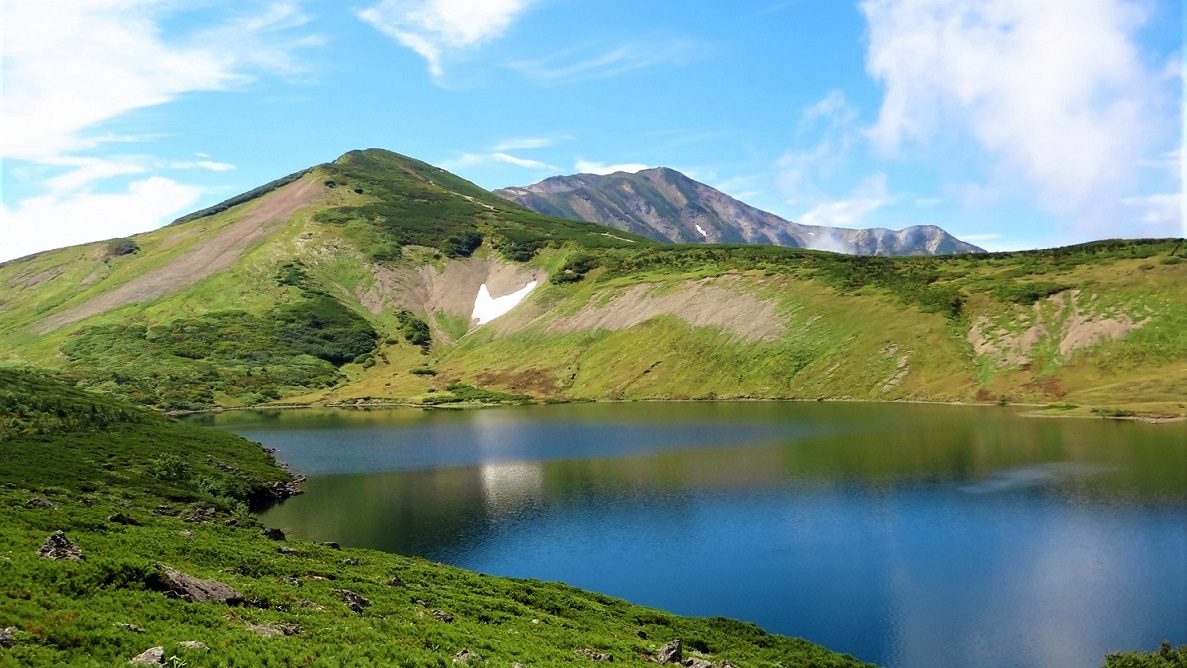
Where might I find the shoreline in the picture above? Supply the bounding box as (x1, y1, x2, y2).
(172, 396, 1187, 424)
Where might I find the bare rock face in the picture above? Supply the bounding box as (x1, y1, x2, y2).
(128, 646, 165, 665)
(656, 639, 682, 664)
(148, 565, 242, 604)
(38, 530, 83, 560)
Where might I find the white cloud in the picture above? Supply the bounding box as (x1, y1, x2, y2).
(509, 40, 700, 86)
(0, 2, 316, 260)
(1, 177, 202, 262)
(441, 152, 555, 171)
(861, 0, 1178, 232)
(777, 89, 858, 196)
(1122, 192, 1185, 236)
(798, 172, 891, 228)
(163, 160, 238, 172)
(357, 0, 530, 77)
(491, 135, 569, 151)
(1, 1, 316, 162)
(574, 160, 650, 175)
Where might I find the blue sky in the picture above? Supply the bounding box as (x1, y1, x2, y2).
(1, 0, 1182, 261)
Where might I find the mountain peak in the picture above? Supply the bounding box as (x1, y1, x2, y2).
(495, 169, 984, 256)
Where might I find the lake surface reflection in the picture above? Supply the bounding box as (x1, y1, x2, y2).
(197, 402, 1187, 667)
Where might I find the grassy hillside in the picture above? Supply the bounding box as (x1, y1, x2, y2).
(0, 368, 867, 666)
(0, 148, 1182, 417)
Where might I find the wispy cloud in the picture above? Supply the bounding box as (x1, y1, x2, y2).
(861, 0, 1178, 234)
(797, 172, 892, 228)
(509, 39, 700, 86)
(0, 1, 319, 262)
(491, 135, 571, 151)
(441, 152, 556, 171)
(574, 159, 650, 175)
(1122, 192, 1185, 236)
(356, 0, 531, 77)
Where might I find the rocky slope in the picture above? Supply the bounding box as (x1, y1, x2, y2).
(495, 167, 985, 255)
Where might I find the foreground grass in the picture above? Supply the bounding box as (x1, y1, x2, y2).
(0, 369, 868, 666)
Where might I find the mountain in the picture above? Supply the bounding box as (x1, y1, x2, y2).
(495, 167, 985, 255)
(0, 148, 1183, 419)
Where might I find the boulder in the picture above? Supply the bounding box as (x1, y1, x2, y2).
(656, 639, 682, 664)
(683, 660, 713, 668)
(37, 531, 83, 560)
(114, 623, 144, 633)
(262, 528, 286, 541)
(25, 496, 55, 509)
(321, 541, 341, 550)
(148, 565, 243, 604)
(177, 640, 209, 651)
(108, 513, 140, 526)
(431, 609, 454, 623)
(0, 627, 14, 648)
(128, 646, 164, 665)
(334, 588, 370, 613)
(386, 576, 404, 587)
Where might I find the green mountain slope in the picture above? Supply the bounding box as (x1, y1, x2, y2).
(0, 368, 867, 666)
(495, 168, 985, 255)
(0, 149, 1183, 418)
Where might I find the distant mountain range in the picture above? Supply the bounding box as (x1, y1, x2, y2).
(496, 167, 985, 256)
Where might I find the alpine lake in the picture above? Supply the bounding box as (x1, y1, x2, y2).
(191, 401, 1187, 668)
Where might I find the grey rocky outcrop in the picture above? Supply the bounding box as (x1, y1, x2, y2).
(128, 646, 164, 665)
(656, 639, 682, 664)
(576, 648, 613, 661)
(37, 530, 83, 560)
(148, 565, 242, 604)
(25, 495, 55, 509)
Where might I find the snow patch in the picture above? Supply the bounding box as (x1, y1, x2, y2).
(694, 224, 708, 237)
(472, 280, 538, 325)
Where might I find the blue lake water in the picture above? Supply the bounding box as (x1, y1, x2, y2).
(196, 402, 1187, 667)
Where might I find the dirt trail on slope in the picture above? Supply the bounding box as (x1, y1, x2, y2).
(36, 175, 325, 333)
(546, 277, 785, 341)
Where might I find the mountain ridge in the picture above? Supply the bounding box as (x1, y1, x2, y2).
(0, 148, 1183, 419)
(496, 167, 985, 256)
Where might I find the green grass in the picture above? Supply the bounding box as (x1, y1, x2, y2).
(0, 368, 869, 667)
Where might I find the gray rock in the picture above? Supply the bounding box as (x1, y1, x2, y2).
(148, 565, 242, 604)
(177, 640, 208, 651)
(321, 541, 340, 550)
(655, 635, 683, 664)
(334, 588, 370, 613)
(342, 557, 360, 566)
(656, 639, 682, 664)
(683, 659, 712, 668)
(114, 623, 145, 633)
(108, 513, 140, 526)
(0, 627, 14, 648)
(277, 547, 298, 555)
(576, 648, 613, 662)
(25, 495, 55, 509)
(431, 609, 454, 623)
(128, 646, 164, 665)
(248, 622, 300, 637)
(453, 648, 482, 664)
(38, 530, 83, 560)
(386, 575, 404, 587)
(262, 527, 285, 541)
